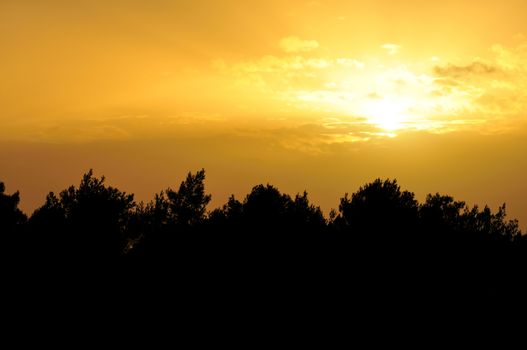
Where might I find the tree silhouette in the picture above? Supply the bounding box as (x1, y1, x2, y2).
(290, 191, 326, 232)
(166, 169, 211, 227)
(207, 195, 243, 233)
(1, 168, 524, 303)
(461, 203, 520, 241)
(28, 192, 68, 260)
(208, 184, 325, 239)
(242, 184, 292, 232)
(0, 181, 27, 261)
(0, 181, 27, 234)
(128, 169, 212, 259)
(29, 170, 134, 261)
(335, 179, 419, 237)
(420, 193, 466, 233)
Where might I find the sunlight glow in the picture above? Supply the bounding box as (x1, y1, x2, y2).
(278, 62, 468, 135)
(358, 96, 414, 131)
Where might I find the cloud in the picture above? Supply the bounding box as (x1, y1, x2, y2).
(336, 58, 365, 69)
(381, 44, 401, 56)
(428, 42, 527, 134)
(280, 36, 319, 53)
(491, 42, 527, 71)
(220, 53, 366, 97)
(239, 118, 395, 155)
(368, 92, 382, 99)
(434, 61, 498, 77)
(0, 113, 234, 143)
(211, 39, 527, 138)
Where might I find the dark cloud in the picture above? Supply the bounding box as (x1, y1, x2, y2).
(434, 61, 498, 77)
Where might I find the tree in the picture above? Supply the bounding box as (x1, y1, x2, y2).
(165, 169, 211, 227)
(242, 184, 291, 229)
(461, 203, 521, 241)
(125, 170, 212, 258)
(420, 193, 466, 233)
(207, 195, 243, 230)
(289, 191, 326, 232)
(0, 181, 27, 234)
(237, 185, 326, 238)
(29, 170, 134, 260)
(336, 179, 418, 235)
(28, 192, 68, 259)
(0, 181, 27, 261)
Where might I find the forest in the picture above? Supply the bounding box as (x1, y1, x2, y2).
(1, 169, 525, 305)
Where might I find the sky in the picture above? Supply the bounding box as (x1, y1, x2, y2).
(1, 0, 527, 228)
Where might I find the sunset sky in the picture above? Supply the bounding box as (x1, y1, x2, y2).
(1, 0, 527, 228)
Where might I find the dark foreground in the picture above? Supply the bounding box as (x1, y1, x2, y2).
(1, 170, 526, 316)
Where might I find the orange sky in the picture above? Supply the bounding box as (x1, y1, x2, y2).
(1, 0, 527, 228)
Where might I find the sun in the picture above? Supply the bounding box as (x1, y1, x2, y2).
(289, 61, 466, 135)
(359, 96, 414, 131)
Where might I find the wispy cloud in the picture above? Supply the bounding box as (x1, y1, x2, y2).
(434, 61, 498, 77)
(0, 113, 232, 143)
(279, 36, 320, 53)
(233, 119, 398, 155)
(381, 43, 401, 56)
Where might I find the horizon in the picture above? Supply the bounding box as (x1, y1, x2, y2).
(3, 165, 526, 233)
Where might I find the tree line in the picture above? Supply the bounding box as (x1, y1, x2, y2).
(1, 169, 526, 302)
